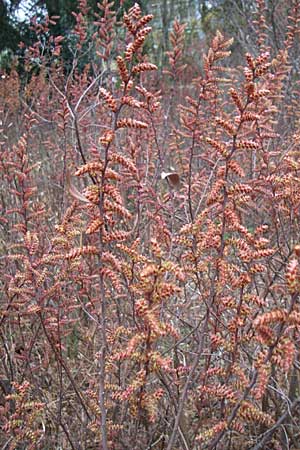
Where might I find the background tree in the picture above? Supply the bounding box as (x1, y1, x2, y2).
(0, 0, 21, 52)
(1, 1, 300, 449)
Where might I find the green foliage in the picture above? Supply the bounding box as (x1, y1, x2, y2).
(0, 0, 21, 52)
(0, 48, 14, 71)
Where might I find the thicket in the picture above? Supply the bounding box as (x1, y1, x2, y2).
(1, 1, 300, 449)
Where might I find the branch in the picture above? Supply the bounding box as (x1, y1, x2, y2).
(166, 313, 209, 450)
(250, 397, 300, 450)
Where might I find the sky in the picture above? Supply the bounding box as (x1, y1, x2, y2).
(8, 0, 34, 22)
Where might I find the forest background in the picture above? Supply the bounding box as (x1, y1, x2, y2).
(1, 0, 300, 449)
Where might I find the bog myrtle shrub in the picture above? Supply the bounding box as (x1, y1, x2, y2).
(1, 1, 300, 449)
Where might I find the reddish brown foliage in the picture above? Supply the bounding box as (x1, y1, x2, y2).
(1, 1, 300, 449)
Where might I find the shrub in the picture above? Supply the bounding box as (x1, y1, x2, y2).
(1, 1, 300, 449)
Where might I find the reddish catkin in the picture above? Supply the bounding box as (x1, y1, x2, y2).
(124, 42, 135, 61)
(206, 137, 228, 157)
(110, 152, 137, 175)
(99, 87, 117, 112)
(132, 35, 147, 53)
(99, 129, 114, 144)
(227, 160, 245, 177)
(24, 231, 39, 255)
(116, 118, 148, 129)
(229, 183, 252, 195)
(124, 28, 152, 60)
(135, 84, 155, 100)
(65, 246, 99, 259)
(123, 13, 136, 35)
(246, 52, 256, 70)
(252, 88, 270, 100)
(121, 95, 144, 108)
(102, 251, 122, 272)
(132, 63, 157, 74)
(286, 259, 300, 293)
(100, 267, 122, 292)
(255, 51, 270, 65)
(236, 140, 259, 149)
(105, 168, 122, 181)
(215, 117, 236, 135)
(128, 3, 142, 20)
(104, 199, 132, 219)
(102, 230, 130, 243)
(229, 87, 244, 111)
(241, 112, 260, 122)
(75, 161, 103, 176)
(116, 56, 129, 83)
(254, 309, 287, 328)
(83, 185, 100, 203)
(86, 217, 103, 234)
(135, 26, 152, 40)
(136, 14, 153, 30)
(244, 67, 253, 82)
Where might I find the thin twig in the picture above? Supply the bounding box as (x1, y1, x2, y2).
(250, 397, 300, 450)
